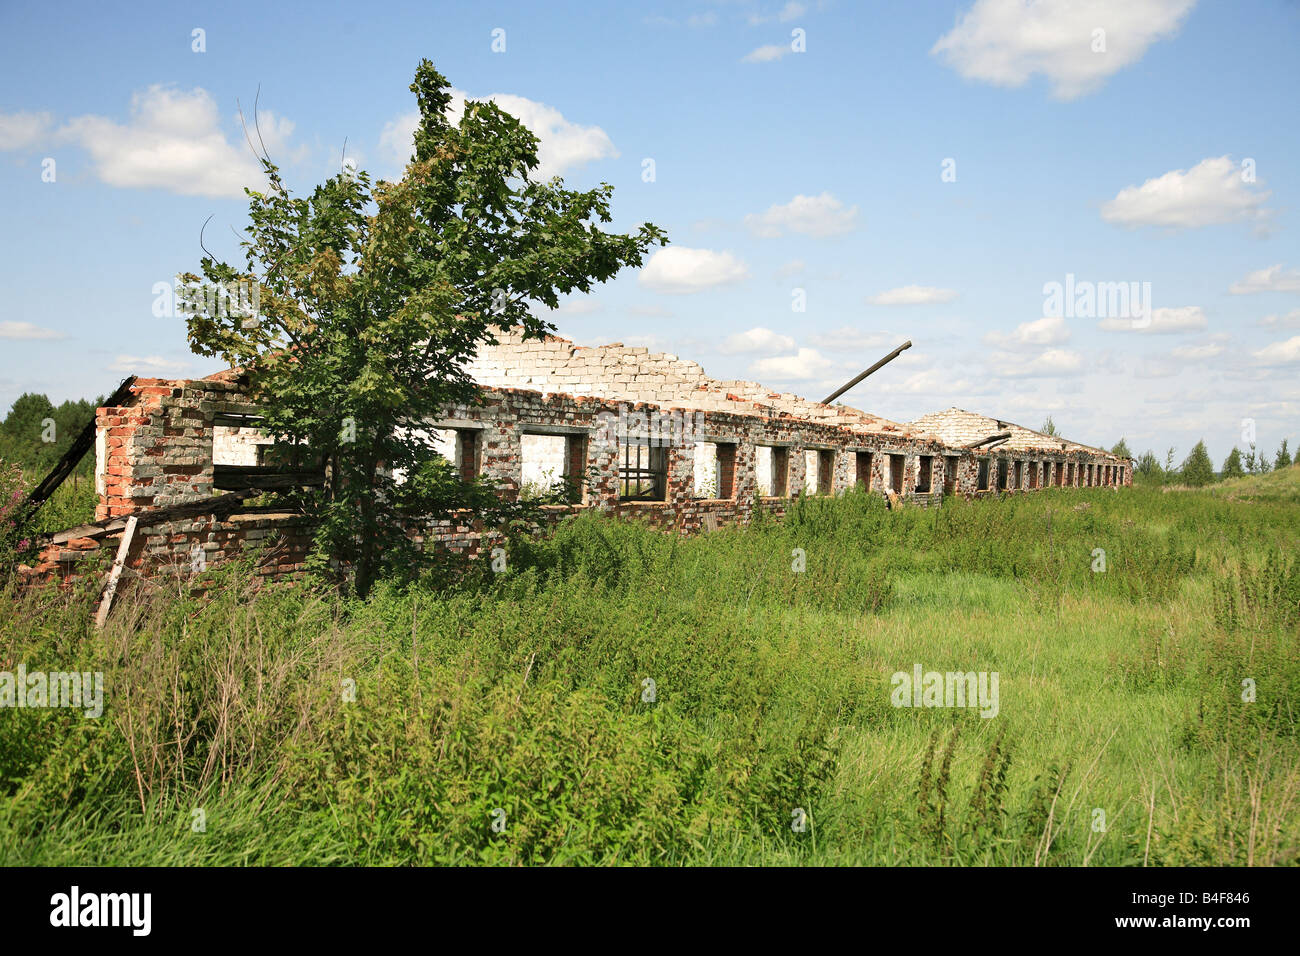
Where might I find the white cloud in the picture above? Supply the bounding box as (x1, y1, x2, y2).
(749, 347, 837, 381)
(1099, 306, 1206, 333)
(989, 348, 1084, 378)
(109, 355, 192, 376)
(745, 192, 858, 238)
(718, 327, 796, 355)
(380, 88, 617, 181)
(554, 298, 602, 315)
(638, 247, 749, 294)
(751, 2, 807, 23)
(1261, 309, 1300, 328)
(626, 304, 673, 318)
(1253, 336, 1300, 366)
(1101, 156, 1270, 230)
(1230, 264, 1300, 295)
(0, 321, 65, 340)
(687, 12, 718, 26)
(0, 111, 53, 150)
(984, 316, 1070, 349)
(1170, 334, 1228, 362)
(776, 258, 806, 279)
(932, 0, 1196, 100)
(742, 44, 791, 63)
(58, 86, 287, 198)
(868, 285, 958, 306)
(807, 327, 907, 350)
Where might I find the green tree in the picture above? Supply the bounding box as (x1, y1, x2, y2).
(1221, 447, 1244, 479)
(1135, 450, 1162, 479)
(1276, 439, 1292, 470)
(181, 61, 666, 597)
(1040, 416, 1058, 437)
(1110, 437, 1132, 459)
(1181, 440, 1215, 487)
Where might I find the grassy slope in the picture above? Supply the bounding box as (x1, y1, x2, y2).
(1, 470, 1297, 866)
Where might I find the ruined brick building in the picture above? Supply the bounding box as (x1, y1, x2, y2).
(21, 330, 1131, 590)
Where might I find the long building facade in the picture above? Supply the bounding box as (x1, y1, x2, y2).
(20, 330, 1131, 588)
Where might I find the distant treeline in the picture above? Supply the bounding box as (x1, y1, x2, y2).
(0, 392, 103, 479)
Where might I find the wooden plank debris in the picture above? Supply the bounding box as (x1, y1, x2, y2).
(94, 514, 137, 628)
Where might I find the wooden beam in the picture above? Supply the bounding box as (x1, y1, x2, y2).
(49, 491, 259, 544)
(94, 514, 137, 628)
(23, 376, 137, 516)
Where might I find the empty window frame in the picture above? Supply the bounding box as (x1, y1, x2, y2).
(977, 458, 990, 491)
(997, 458, 1009, 491)
(803, 448, 834, 496)
(855, 451, 873, 490)
(755, 445, 790, 496)
(943, 455, 959, 494)
(889, 454, 905, 494)
(818, 450, 834, 495)
(618, 437, 667, 501)
(521, 431, 585, 502)
(693, 441, 737, 499)
(1028, 460, 1038, 489)
(916, 455, 933, 493)
(1013, 460, 1023, 490)
(1067, 463, 1075, 486)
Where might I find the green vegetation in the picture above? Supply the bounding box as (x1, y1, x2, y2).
(180, 59, 663, 597)
(2, 471, 1297, 866)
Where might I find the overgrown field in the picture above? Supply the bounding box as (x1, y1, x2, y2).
(2, 472, 1298, 865)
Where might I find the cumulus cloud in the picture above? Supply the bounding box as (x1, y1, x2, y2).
(638, 247, 749, 293)
(1101, 156, 1270, 231)
(1261, 309, 1300, 328)
(989, 348, 1084, 378)
(742, 44, 791, 63)
(931, 0, 1196, 100)
(749, 2, 807, 24)
(868, 285, 958, 306)
(57, 86, 292, 198)
(1253, 336, 1300, 366)
(807, 327, 907, 351)
(380, 88, 617, 181)
(109, 355, 193, 376)
(0, 321, 65, 340)
(719, 327, 796, 355)
(554, 298, 602, 315)
(749, 347, 837, 381)
(1170, 334, 1229, 362)
(745, 193, 858, 238)
(1230, 264, 1300, 295)
(1099, 306, 1206, 333)
(0, 111, 53, 150)
(983, 316, 1069, 349)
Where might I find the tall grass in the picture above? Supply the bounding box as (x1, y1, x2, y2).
(1, 479, 1297, 865)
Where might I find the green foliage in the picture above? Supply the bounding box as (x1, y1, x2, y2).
(1276, 439, 1293, 470)
(1180, 440, 1215, 487)
(1222, 446, 1244, 479)
(4, 474, 1300, 866)
(0, 393, 99, 478)
(1110, 437, 1131, 459)
(1040, 416, 1058, 437)
(180, 60, 666, 596)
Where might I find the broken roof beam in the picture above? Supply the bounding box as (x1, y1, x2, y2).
(21, 376, 137, 516)
(820, 341, 912, 406)
(965, 431, 1011, 450)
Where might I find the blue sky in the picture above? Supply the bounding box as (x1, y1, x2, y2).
(2, 0, 1299, 463)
